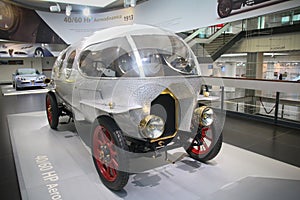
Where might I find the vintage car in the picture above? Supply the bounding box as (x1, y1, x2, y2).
(12, 68, 46, 90)
(45, 24, 224, 191)
(217, 0, 272, 18)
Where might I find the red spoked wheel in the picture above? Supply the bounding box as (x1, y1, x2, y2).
(92, 117, 129, 191)
(187, 127, 223, 162)
(45, 92, 59, 129)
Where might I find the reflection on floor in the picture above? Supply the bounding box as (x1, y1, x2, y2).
(223, 114, 300, 167)
(1, 85, 48, 96)
(7, 111, 300, 200)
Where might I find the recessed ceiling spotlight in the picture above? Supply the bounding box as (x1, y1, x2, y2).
(66, 5, 72, 16)
(124, 0, 136, 7)
(49, 3, 61, 12)
(83, 7, 90, 16)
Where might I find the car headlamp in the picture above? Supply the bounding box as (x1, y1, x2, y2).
(139, 115, 165, 139)
(194, 106, 214, 127)
(17, 77, 26, 81)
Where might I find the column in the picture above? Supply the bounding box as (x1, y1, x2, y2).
(244, 52, 264, 114)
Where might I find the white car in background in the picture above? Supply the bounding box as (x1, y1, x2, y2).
(292, 75, 300, 82)
(12, 68, 46, 90)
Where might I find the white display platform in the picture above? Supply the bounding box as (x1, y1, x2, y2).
(1, 85, 48, 96)
(8, 111, 300, 200)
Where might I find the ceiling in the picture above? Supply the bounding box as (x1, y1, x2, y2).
(3, 0, 147, 13)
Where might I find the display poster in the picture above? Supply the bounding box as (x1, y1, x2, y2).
(36, 0, 300, 44)
(36, 8, 134, 44)
(134, 0, 299, 32)
(1, 0, 299, 44)
(0, 1, 65, 44)
(0, 43, 67, 58)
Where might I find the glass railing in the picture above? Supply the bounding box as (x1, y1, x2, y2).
(201, 77, 300, 126)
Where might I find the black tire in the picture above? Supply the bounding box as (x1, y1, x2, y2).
(91, 117, 129, 191)
(217, 0, 233, 18)
(186, 126, 223, 162)
(45, 92, 59, 129)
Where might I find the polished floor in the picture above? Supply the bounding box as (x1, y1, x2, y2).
(0, 90, 299, 199)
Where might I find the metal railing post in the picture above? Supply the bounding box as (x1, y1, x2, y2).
(221, 86, 224, 111)
(274, 92, 280, 124)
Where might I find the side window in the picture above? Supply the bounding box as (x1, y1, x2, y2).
(58, 53, 66, 72)
(79, 48, 119, 77)
(55, 52, 66, 78)
(79, 37, 138, 77)
(65, 50, 76, 79)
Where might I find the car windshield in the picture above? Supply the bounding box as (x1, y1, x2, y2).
(79, 35, 199, 78)
(18, 68, 39, 75)
(132, 35, 198, 76)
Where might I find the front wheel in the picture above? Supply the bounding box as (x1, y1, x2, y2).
(92, 117, 129, 191)
(45, 92, 59, 129)
(217, 0, 233, 18)
(186, 127, 223, 162)
(34, 48, 44, 57)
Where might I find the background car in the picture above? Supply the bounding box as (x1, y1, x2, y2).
(12, 68, 46, 90)
(292, 75, 300, 82)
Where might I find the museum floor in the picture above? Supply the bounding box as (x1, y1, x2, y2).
(0, 91, 299, 200)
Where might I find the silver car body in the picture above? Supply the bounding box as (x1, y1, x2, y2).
(49, 24, 208, 140)
(46, 25, 225, 190)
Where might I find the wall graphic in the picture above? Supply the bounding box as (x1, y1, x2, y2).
(0, 1, 65, 44)
(0, 43, 67, 58)
(1, 0, 299, 44)
(216, 0, 288, 18)
(36, 0, 300, 44)
(36, 8, 135, 44)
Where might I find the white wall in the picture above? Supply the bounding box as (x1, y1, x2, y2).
(230, 32, 300, 53)
(41, 57, 56, 78)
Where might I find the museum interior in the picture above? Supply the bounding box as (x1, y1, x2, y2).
(0, 0, 299, 199)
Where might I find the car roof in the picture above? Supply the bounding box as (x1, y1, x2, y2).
(75, 24, 175, 50)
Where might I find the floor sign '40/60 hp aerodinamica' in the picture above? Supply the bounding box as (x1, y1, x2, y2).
(44, 24, 225, 191)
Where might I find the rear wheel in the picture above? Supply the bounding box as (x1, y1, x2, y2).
(92, 117, 129, 191)
(46, 92, 59, 129)
(186, 127, 223, 162)
(217, 0, 233, 18)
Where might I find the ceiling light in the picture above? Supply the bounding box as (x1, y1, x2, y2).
(66, 5, 72, 16)
(83, 7, 90, 16)
(124, 0, 136, 7)
(42, 0, 117, 7)
(49, 3, 61, 12)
